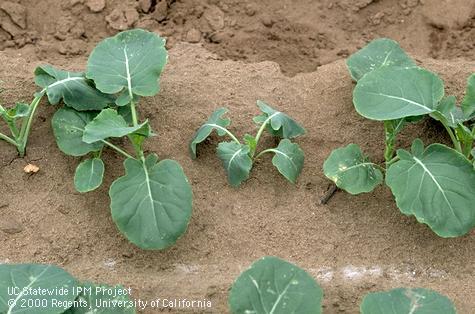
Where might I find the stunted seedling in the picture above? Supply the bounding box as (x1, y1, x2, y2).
(190, 101, 305, 186)
(324, 38, 475, 237)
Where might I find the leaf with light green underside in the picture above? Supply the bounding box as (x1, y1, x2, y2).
(462, 73, 475, 119)
(86, 29, 168, 106)
(354, 67, 444, 121)
(52, 107, 103, 156)
(82, 108, 148, 143)
(386, 139, 475, 237)
(324, 144, 383, 195)
(217, 142, 253, 187)
(254, 100, 305, 138)
(360, 288, 456, 314)
(346, 38, 416, 81)
(228, 256, 323, 314)
(74, 158, 105, 193)
(64, 283, 135, 314)
(110, 154, 192, 249)
(269, 139, 304, 184)
(34, 65, 114, 111)
(430, 96, 466, 128)
(0, 264, 78, 314)
(189, 107, 231, 159)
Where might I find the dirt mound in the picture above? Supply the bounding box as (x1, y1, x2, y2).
(1, 0, 474, 76)
(0, 44, 474, 313)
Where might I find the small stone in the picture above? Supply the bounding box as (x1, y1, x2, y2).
(86, 0, 105, 13)
(203, 5, 225, 31)
(24, 163, 39, 173)
(152, 0, 168, 22)
(138, 0, 152, 13)
(185, 28, 201, 43)
(0, 219, 23, 234)
(209, 31, 226, 43)
(245, 4, 256, 16)
(261, 14, 274, 27)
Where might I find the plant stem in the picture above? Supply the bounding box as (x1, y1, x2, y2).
(0, 132, 18, 147)
(101, 140, 135, 160)
(130, 99, 138, 127)
(385, 155, 399, 167)
(254, 112, 278, 148)
(17, 93, 44, 157)
(442, 123, 462, 153)
(254, 148, 277, 159)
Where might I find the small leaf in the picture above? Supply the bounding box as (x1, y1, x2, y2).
(189, 108, 231, 159)
(82, 108, 148, 143)
(462, 73, 475, 119)
(217, 142, 253, 187)
(64, 283, 135, 314)
(5, 102, 30, 120)
(255, 100, 306, 138)
(52, 107, 103, 156)
(110, 154, 192, 249)
(454, 123, 473, 157)
(430, 96, 466, 128)
(346, 38, 416, 81)
(386, 141, 475, 237)
(228, 256, 323, 314)
(324, 144, 383, 194)
(86, 29, 167, 106)
(74, 158, 105, 193)
(354, 67, 444, 120)
(360, 287, 456, 314)
(0, 264, 78, 314)
(34, 65, 114, 111)
(243, 134, 257, 156)
(269, 139, 304, 183)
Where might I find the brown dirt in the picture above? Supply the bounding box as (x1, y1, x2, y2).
(1, 0, 475, 314)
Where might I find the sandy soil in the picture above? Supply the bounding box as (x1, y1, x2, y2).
(1, 0, 475, 313)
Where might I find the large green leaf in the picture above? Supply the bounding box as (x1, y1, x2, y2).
(82, 108, 148, 143)
(354, 67, 444, 121)
(52, 107, 103, 156)
(34, 65, 113, 111)
(189, 108, 231, 159)
(386, 139, 475, 237)
(268, 139, 304, 184)
(64, 283, 135, 314)
(217, 142, 253, 187)
(0, 264, 78, 314)
(110, 154, 192, 249)
(86, 29, 168, 106)
(360, 288, 456, 314)
(324, 144, 383, 194)
(74, 158, 105, 193)
(462, 73, 475, 119)
(254, 101, 305, 138)
(228, 256, 323, 314)
(430, 96, 466, 128)
(346, 38, 416, 81)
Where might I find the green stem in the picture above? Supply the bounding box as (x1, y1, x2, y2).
(0, 131, 18, 147)
(385, 156, 399, 167)
(442, 123, 462, 153)
(17, 93, 44, 157)
(6, 120, 19, 138)
(128, 99, 145, 159)
(254, 113, 278, 147)
(130, 99, 138, 127)
(101, 140, 135, 160)
(254, 148, 276, 159)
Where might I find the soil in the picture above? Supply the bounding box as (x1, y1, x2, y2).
(0, 0, 475, 313)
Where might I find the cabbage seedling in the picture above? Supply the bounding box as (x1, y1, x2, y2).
(49, 29, 192, 250)
(190, 101, 305, 186)
(228, 256, 323, 314)
(324, 38, 475, 237)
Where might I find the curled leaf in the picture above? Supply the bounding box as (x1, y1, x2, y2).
(254, 100, 305, 138)
(269, 139, 304, 184)
(217, 142, 252, 187)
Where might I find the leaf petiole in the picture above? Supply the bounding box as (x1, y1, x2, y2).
(0, 131, 18, 147)
(17, 92, 44, 157)
(254, 112, 279, 148)
(441, 121, 462, 153)
(254, 148, 277, 159)
(100, 139, 136, 160)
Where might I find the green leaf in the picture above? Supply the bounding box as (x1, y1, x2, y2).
(346, 38, 416, 81)
(354, 67, 444, 121)
(189, 108, 231, 159)
(243, 134, 257, 156)
(255, 100, 306, 138)
(64, 283, 135, 314)
(324, 144, 383, 194)
(269, 139, 304, 184)
(360, 288, 456, 314)
(462, 73, 475, 119)
(110, 154, 192, 249)
(74, 158, 105, 193)
(82, 108, 148, 143)
(0, 264, 78, 314)
(52, 107, 103, 156)
(5, 102, 30, 120)
(34, 65, 113, 111)
(386, 140, 475, 237)
(430, 96, 466, 128)
(454, 123, 473, 157)
(217, 142, 253, 187)
(228, 256, 323, 314)
(86, 29, 168, 106)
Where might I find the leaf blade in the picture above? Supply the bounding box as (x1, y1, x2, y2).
(256, 100, 305, 138)
(217, 142, 253, 187)
(74, 158, 105, 193)
(270, 139, 304, 183)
